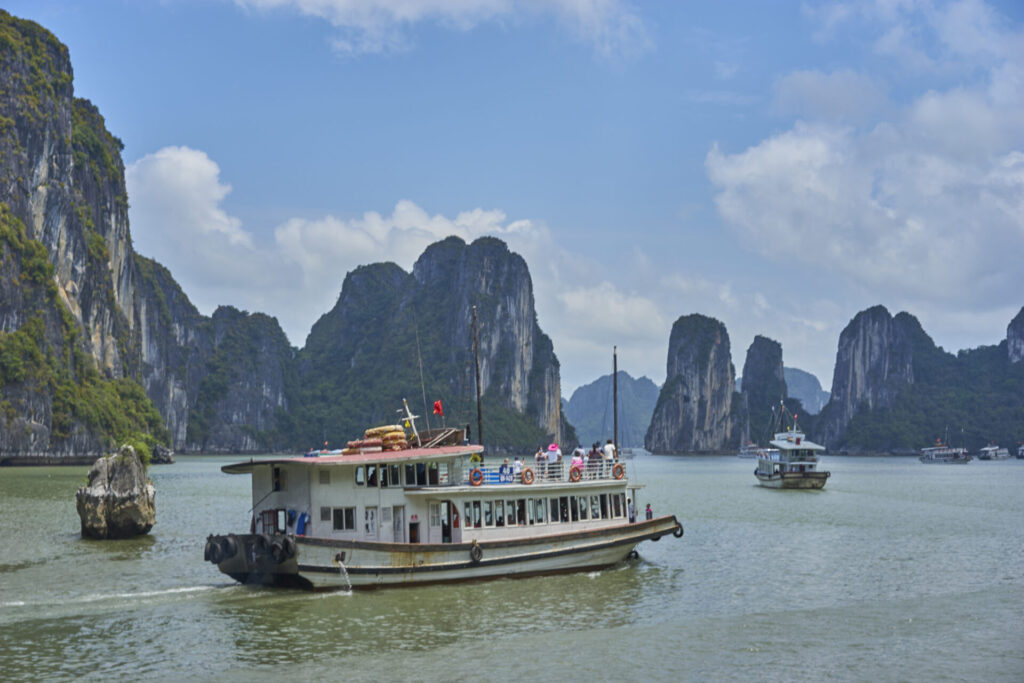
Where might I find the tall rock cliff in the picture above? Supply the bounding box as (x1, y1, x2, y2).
(645, 314, 738, 453)
(296, 237, 570, 449)
(1008, 307, 1024, 364)
(784, 367, 829, 414)
(0, 12, 295, 456)
(564, 371, 660, 448)
(740, 335, 786, 442)
(817, 306, 933, 447)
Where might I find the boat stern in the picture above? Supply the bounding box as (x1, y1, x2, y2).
(205, 533, 310, 588)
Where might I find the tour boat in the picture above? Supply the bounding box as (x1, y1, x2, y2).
(737, 442, 759, 458)
(204, 424, 683, 590)
(753, 422, 830, 489)
(919, 441, 971, 464)
(977, 444, 1010, 460)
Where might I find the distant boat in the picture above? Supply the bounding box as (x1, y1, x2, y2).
(919, 442, 971, 464)
(737, 442, 759, 458)
(753, 407, 830, 489)
(1018, 445, 1024, 460)
(977, 444, 1010, 460)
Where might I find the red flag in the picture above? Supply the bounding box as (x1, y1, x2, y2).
(433, 400, 443, 416)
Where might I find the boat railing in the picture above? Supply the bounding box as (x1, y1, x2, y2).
(450, 461, 629, 486)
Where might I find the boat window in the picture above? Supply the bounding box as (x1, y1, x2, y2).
(590, 495, 601, 519)
(495, 501, 505, 527)
(549, 498, 560, 523)
(569, 496, 579, 522)
(272, 467, 284, 491)
(333, 507, 355, 531)
(389, 464, 400, 487)
(612, 494, 623, 518)
(534, 498, 546, 524)
(559, 496, 569, 523)
(260, 508, 286, 533)
(516, 499, 526, 525)
(600, 494, 608, 519)
(355, 466, 365, 486)
(406, 464, 416, 486)
(578, 497, 589, 521)
(428, 463, 439, 486)
(429, 504, 441, 527)
(484, 501, 494, 527)
(320, 506, 331, 522)
(526, 499, 535, 525)
(464, 502, 473, 528)
(438, 462, 449, 484)
(416, 463, 427, 486)
(472, 501, 482, 529)
(364, 506, 377, 535)
(367, 465, 378, 487)
(319, 470, 330, 485)
(505, 500, 516, 527)
(379, 465, 389, 488)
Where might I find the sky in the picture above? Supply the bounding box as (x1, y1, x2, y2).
(7, 0, 1024, 395)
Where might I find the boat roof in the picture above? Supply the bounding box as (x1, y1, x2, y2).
(769, 431, 825, 451)
(221, 444, 483, 474)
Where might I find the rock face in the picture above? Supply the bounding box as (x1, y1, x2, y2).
(646, 314, 738, 453)
(740, 336, 786, 441)
(817, 306, 929, 447)
(784, 367, 829, 414)
(296, 236, 570, 449)
(564, 371, 660, 448)
(76, 445, 155, 539)
(1008, 307, 1024, 364)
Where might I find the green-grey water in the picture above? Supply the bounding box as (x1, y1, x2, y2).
(1, 454, 1022, 681)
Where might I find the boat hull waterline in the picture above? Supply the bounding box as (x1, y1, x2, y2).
(207, 515, 683, 590)
(753, 470, 830, 489)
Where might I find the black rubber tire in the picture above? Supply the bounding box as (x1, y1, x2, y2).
(257, 533, 272, 552)
(204, 539, 214, 562)
(673, 524, 684, 538)
(208, 540, 224, 565)
(271, 540, 286, 563)
(221, 534, 239, 559)
(470, 543, 483, 563)
(282, 536, 297, 559)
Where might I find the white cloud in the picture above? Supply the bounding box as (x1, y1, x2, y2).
(772, 69, 888, 124)
(233, 0, 650, 58)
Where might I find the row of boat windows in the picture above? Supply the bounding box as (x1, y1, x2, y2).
(463, 493, 627, 529)
(329, 463, 449, 488)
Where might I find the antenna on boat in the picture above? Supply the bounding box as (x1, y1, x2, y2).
(613, 346, 619, 456)
(472, 305, 483, 449)
(415, 325, 431, 433)
(400, 398, 421, 447)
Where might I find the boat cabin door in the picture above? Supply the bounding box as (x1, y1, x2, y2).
(392, 506, 405, 543)
(409, 521, 420, 544)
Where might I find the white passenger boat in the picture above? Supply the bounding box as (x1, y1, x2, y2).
(919, 442, 971, 464)
(977, 444, 1010, 460)
(204, 425, 683, 590)
(737, 442, 759, 458)
(753, 421, 830, 489)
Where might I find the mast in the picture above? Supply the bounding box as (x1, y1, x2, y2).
(613, 345, 618, 455)
(472, 305, 483, 448)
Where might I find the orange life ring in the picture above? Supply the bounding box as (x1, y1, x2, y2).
(612, 463, 625, 480)
(569, 466, 582, 482)
(521, 467, 535, 485)
(469, 468, 484, 486)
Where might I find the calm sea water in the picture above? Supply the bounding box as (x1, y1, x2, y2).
(1, 454, 1022, 681)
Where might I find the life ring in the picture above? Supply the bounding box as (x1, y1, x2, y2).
(469, 453, 483, 464)
(673, 524, 684, 538)
(470, 542, 483, 563)
(612, 463, 625, 480)
(521, 467, 535, 485)
(469, 468, 484, 486)
(569, 466, 582, 482)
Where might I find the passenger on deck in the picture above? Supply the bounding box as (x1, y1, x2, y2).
(499, 458, 512, 483)
(588, 443, 602, 478)
(627, 498, 636, 523)
(547, 443, 561, 480)
(513, 455, 523, 478)
(645, 503, 653, 520)
(570, 449, 584, 476)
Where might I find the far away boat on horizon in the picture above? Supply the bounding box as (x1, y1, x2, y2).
(919, 441, 972, 464)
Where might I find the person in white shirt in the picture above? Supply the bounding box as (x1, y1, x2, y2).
(602, 439, 616, 466)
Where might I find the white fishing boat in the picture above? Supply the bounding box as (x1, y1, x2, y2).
(753, 416, 830, 489)
(204, 423, 683, 590)
(977, 444, 1010, 460)
(919, 442, 971, 464)
(737, 442, 759, 458)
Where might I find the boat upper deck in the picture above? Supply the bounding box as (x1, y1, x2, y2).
(222, 444, 483, 474)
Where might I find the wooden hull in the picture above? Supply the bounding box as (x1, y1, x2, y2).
(754, 470, 830, 489)
(207, 515, 683, 590)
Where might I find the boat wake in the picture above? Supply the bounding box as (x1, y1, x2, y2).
(1, 585, 218, 609)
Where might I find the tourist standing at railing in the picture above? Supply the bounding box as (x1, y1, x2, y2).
(588, 442, 602, 478)
(535, 446, 546, 471)
(513, 455, 523, 479)
(602, 439, 616, 471)
(570, 449, 584, 476)
(645, 503, 653, 520)
(547, 443, 561, 479)
(627, 498, 636, 523)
